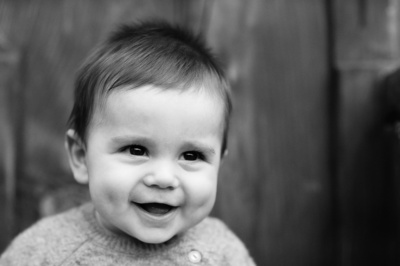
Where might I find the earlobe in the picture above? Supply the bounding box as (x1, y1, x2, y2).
(65, 129, 89, 184)
(221, 149, 229, 164)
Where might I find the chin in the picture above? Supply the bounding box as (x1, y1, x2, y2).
(138, 234, 175, 244)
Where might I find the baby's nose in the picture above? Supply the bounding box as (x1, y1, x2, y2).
(143, 161, 180, 189)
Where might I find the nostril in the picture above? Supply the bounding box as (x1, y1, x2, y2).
(148, 184, 174, 190)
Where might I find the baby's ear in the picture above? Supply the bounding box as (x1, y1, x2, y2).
(221, 149, 229, 164)
(65, 129, 89, 184)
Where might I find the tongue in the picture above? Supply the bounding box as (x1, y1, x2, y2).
(140, 203, 172, 215)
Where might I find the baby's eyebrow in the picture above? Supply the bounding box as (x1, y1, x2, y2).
(184, 141, 216, 155)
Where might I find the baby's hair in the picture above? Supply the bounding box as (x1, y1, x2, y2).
(68, 20, 231, 155)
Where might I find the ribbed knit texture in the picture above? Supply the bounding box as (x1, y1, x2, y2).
(0, 203, 256, 265)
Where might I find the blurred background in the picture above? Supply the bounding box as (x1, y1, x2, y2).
(2, 0, 400, 265)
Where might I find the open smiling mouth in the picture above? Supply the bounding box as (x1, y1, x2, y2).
(135, 203, 177, 216)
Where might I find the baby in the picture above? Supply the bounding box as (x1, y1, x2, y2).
(0, 21, 256, 265)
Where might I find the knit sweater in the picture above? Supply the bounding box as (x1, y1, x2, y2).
(0, 203, 256, 265)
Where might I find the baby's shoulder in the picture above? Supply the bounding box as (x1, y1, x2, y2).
(0, 205, 89, 266)
(10, 204, 87, 244)
(194, 217, 243, 246)
(189, 217, 256, 265)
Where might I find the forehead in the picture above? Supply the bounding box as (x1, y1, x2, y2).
(89, 85, 225, 139)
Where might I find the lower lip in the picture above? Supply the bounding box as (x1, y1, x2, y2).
(132, 203, 178, 225)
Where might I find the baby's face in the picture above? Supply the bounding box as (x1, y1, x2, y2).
(84, 85, 224, 243)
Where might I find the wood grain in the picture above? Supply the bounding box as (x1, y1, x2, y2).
(333, 0, 400, 265)
(206, 0, 332, 265)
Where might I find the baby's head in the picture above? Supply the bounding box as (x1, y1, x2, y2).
(65, 21, 231, 243)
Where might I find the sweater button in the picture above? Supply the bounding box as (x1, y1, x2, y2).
(188, 250, 202, 263)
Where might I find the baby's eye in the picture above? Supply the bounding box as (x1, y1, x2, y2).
(182, 151, 205, 161)
(127, 145, 148, 156)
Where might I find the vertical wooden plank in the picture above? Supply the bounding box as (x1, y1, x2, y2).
(380, 69, 400, 266)
(333, 0, 400, 265)
(205, 0, 333, 265)
(0, 42, 21, 252)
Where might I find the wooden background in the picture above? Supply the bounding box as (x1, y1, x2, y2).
(1, 0, 400, 265)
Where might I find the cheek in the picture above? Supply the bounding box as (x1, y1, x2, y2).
(89, 177, 124, 207)
(87, 160, 130, 206)
(185, 171, 218, 208)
